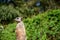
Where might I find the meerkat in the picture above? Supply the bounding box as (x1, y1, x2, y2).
(14, 17, 26, 40)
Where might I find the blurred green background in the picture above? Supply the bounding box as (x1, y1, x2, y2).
(0, 0, 60, 40)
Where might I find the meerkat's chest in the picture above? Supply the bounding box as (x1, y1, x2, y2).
(15, 22, 26, 34)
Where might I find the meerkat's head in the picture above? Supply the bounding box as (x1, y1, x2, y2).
(14, 17, 22, 23)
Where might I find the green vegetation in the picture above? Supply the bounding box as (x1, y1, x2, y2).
(0, 0, 60, 40)
(0, 23, 16, 40)
(24, 9, 60, 40)
(0, 0, 60, 24)
(0, 5, 20, 24)
(1, 9, 60, 40)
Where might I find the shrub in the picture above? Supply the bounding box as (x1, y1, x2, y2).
(1, 9, 60, 40)
(0, 5, 20, 24)
(0, 25, 4, 40)
(1, 23, 16, 40)
(24, 9, 60, 40)
(16, 7, 35, 17)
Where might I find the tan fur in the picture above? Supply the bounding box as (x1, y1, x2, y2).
(15, 20, 26, 40)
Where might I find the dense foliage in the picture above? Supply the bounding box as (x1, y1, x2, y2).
(0, 23, 16, 40)
(25, 9, 60, 40)
(14, 0, 60, 10)
(0, 9, 60, 40)
(0, 5, 20, 24)
(0, 0, 60, 22)
(0, 0, 60, 40)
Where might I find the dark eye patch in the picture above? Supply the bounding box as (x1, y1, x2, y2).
(17, 17, 19, 19)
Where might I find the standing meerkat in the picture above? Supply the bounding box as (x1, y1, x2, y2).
(14, 17, 26, 40)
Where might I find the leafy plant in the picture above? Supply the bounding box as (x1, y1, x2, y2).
(0, 5, 20, 24)
(1, 23, 16, 40)
(1, 9, 60, 40)
(24, 9, 60, 40)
